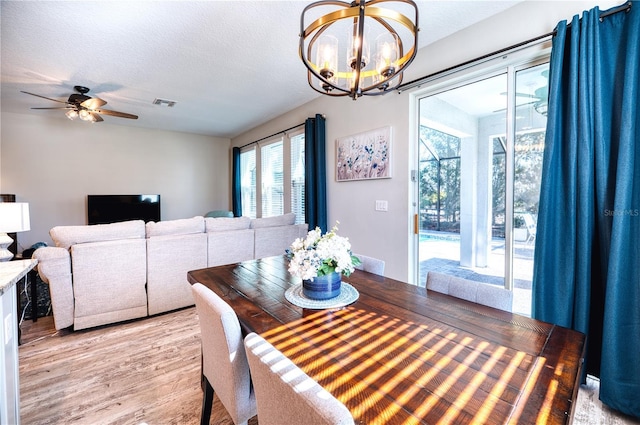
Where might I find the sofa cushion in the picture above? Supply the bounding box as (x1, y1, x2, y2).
(253, 223, 307, 259)
(146, 216, 205, 238)
(33, 247, 74, 330)
(147, 233, 208, 315)
(205, 216, 251, 232)
(71, 238, 148, 329)
(250, 213, 296, 229)
(50, 220, 146, 250)
(207, 229, 255, 267)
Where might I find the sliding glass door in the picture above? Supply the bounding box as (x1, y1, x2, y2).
(417, 62, 548, 316)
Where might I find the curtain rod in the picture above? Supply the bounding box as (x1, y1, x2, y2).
(239, 122, 305, 149)
(599, 1, 632, 20)
(396, 33, 552, 93)
(396, 1, 632, 94)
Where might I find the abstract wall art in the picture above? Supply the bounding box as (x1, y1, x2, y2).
(336, 126, 392, 182)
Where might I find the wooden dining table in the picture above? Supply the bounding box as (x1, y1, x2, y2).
(187, 255, 586, 425)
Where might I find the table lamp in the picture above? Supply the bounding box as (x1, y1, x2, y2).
(0, 202, 31, 261)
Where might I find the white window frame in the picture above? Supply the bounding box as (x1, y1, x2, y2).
(240, 128, 305, 219)
(289, 129, 306, 224)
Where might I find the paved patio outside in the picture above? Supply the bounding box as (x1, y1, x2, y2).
(419, 231, 533, 316)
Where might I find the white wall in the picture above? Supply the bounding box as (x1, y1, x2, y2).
(0, 112, 230, 249)
(231, 0, 618, 283)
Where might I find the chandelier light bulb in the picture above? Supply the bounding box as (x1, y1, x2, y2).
(316, 34, 338, 91)
(376, 32, 399, 79)
(348, 24, 370, 70)
(66, 109, 78, 120)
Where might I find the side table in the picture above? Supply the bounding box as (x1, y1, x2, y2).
(14, 254, 39, 323)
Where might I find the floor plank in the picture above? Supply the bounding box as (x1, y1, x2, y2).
(19, 308, 257, 425)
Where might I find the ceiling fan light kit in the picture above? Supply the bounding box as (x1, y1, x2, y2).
(300, 0, 419, 100)
(21, 85, 138, 123)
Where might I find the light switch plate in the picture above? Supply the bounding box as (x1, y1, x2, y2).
(375, 200, 388, 211)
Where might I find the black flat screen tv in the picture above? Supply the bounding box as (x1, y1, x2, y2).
(87, 195, 161, 225)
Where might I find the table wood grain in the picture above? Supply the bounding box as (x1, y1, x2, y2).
(188, 256, 585, 425)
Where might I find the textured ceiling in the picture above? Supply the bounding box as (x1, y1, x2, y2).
(1, 1, 522, 138)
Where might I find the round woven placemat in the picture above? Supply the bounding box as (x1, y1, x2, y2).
(284, 282, 359, 309)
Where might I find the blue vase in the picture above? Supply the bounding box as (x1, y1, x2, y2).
(302, 271, 341, 300)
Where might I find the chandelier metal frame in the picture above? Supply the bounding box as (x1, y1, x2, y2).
(299, 0, 419, 100)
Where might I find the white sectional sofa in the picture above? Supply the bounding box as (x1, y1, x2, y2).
(34, 213, 307, 331)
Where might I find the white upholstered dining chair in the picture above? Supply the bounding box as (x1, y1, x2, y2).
(244, 332, 355, 425)
(191, 283, 257, 425)
(426, 271, 513, 312)
(353, 253, 385, 275)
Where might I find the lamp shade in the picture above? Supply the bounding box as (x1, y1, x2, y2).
(0, 202, 31, 233)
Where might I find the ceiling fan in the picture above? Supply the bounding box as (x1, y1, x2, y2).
(20, 85, 138, 122)
(495, 69, 549, 115)
(494, 86, 548, 115)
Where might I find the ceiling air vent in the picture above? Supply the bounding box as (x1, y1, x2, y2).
(152, 98, 176, 107)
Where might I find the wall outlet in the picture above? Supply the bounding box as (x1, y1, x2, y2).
(375, 200, 388, 212)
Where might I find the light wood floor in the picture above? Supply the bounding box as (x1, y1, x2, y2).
(19, 308, 257, 425)
(19, 308, 639, 425)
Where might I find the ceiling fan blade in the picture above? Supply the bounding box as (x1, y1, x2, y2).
(95, 108, 138, 120)
(81, 97, 107, 109)
(20, 91, 68, 104)
(90, 112, 104, 123)
(31, 106, 73, 110)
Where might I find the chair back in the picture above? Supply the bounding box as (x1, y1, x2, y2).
(426, 271, 512, 312)
(522, 213, 537, 243)
(353, 253, 385, 275)
(244, 332, 354, 425)
(191, 283, 256, 424)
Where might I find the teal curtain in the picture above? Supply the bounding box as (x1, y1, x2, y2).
(304, 114, 327, 232)
(232, 147, 242, 217)
(532, 3, 639, 417)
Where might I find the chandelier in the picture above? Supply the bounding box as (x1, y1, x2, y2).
(299, 0, 419, 100)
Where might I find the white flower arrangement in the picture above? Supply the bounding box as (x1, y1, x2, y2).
(287, 223, 361, 281)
